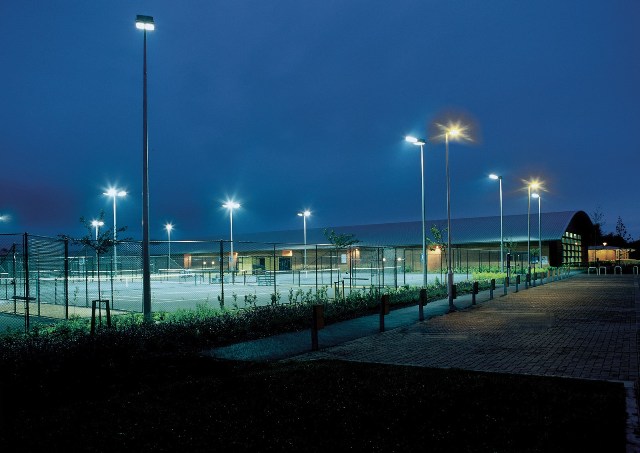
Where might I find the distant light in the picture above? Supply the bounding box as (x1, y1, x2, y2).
(136, 15, 155, 31)
(104, 188, 127, 197)
(298, 210, 311, 217)
(91, 220, 104, 228)
(165, 223, 173, 232)
(489, 174, 500, 180)
(223, 201, 240, 210)
(405, 135, 426, 145)
(448, 128, 460, 137)
(531, 193, 540, 199)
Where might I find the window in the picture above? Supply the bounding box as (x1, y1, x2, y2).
(561, 232, 582, 265)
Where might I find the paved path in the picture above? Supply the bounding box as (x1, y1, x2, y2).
(211, 273, 640, 451)
(296, 275, 639, 383)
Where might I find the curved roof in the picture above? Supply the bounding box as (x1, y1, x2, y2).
(233, 210, 593, 248)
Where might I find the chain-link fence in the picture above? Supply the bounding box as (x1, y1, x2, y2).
(1, 233, 523, 333)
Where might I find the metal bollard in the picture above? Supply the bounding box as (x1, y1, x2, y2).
(515, 275, 520, 292)
(380, 294, 390, 332)
(472, 281, 478, 305)
(504, 277, 509, 296)
(419, 288, 426, 321)
(490, 278, 495, 300)
(311, 304, 324, 351)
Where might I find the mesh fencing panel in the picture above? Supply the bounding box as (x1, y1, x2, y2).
(0, 232, 510, 333)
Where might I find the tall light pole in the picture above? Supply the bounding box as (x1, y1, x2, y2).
(489, 174, 504, 272)
(136, 14, 154, 321)
(405, 136, 428, 288)
(527, 181, 539, 281)
(223, 201, 240, 271)
(104, 188, 127, 274)
(91, 220, 104, 298)
(297, 210, 311, 270)
(445, 127, 460, 312)
(532, 193, 542, 268)
(165, 223, 173, 273)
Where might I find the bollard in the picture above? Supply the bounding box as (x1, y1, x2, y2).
(490, 278, 495, 300)
(311, 304, 324, 351)
(504, 277, 509, 296)
(515, 275, 520, 292)
(419, 288, 427, 321)
(532, 272, 537, 287)
(380, 294, 390, 332)
(472, 281, 479, 305)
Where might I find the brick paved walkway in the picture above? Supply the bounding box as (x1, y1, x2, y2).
(296, 274, 640, 383)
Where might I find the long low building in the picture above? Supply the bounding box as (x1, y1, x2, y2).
(226, 210, 593, 271)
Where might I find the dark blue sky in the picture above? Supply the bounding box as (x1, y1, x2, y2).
(1, 1, 639, 241)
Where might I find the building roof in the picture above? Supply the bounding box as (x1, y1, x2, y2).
(233, 210, 593, 248)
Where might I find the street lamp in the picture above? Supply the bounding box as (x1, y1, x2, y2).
(405, 135, 428, 288)
(165, 223, 173, 273)
(532, 193, 542, 268)
(297, 210, 311, 270)
(103, 188, 127, 274)
(489, 174, 504, 272)
(223, 201, 240, 272)
(91, 220, 104, 240)
(527, 180, 540, 282)
(444, 127, 460, 312)
(136, 14, 154, 321)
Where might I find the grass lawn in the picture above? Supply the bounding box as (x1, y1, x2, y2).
(0, 354, 626, 452)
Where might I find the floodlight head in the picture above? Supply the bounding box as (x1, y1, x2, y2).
(405, 136, 426, 145)
(165, 223, 173, 232)
(298, 210, 311, 217)
(105, 188, 127, 198)
(136, 15, 155, 31)
(223, 201, 240, 210)
(531, 193, 540, 199)
(91, 220, 104, 228)
(489, 174, 500, 180)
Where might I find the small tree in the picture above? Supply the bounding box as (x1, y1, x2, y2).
(590, 207, 606, 246)
(615, 216, 632, 244)
(323, 229, 360, 275)
(323, 229, 360, 248)
(76, 211, 128, 301)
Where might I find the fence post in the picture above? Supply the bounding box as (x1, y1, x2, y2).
(219, 240, 224, 308)
(273, 244, 278, 298)
(23, 233, 30, 332)
(64, 238, 69, 320)
(419, 288, 426, 321)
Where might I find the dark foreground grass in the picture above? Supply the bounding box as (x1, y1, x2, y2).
(0, 354, 626, 452)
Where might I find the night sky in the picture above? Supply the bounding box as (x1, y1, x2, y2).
(1, 1, 638, 242)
